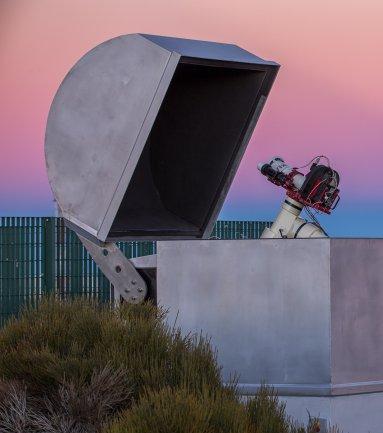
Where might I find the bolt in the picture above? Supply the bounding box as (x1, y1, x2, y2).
(137, 287, 143, 292)
(124, 289, 130, 293)
(131, 280, 137, 285)
(102, 249, 108, 256)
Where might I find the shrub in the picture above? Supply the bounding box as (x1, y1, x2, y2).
(0, 380, 20, 405)
(246, 385, 306, 433)
(32, 366, 132, 433)
(0, 298, 220, 399)
(104, 385, 328, 433)
(0, 298, 341, 433)
(0, 383, 32, 433)
(106, 386, 248, 433)
(0, 367, 132, 433)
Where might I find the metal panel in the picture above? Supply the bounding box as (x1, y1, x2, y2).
(45, 34, 279, 241)
(156, 239, 332, 392)
(98, 51, 181, 241)
(45, 34, 175, 240)
(156, 238, 383, 397)
(141, 34, 278, 65)
(281, 393, 383, 433)
(330, 239, 383, 394)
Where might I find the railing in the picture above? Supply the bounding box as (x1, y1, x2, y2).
(0, 217, 271, 326)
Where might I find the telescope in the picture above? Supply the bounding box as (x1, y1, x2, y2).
(258, 156, 340, 238)
(45, 34, 279, 303)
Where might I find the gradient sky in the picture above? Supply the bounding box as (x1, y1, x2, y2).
(1, 0, 382, 236)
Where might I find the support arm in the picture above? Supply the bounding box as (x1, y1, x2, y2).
(261, 196, 326, 239)
(77, 234, 148, 303)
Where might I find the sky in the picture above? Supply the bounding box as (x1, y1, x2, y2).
(0, 0, 382, 236)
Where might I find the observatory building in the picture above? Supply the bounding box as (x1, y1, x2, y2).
(45, 34, 383, 433)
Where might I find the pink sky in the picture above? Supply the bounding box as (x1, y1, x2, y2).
(1, 0, 382, 234)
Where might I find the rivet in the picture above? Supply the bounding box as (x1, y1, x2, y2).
(131, 280, 137, 285)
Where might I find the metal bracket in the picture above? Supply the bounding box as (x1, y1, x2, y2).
(77, 234, 148, 303)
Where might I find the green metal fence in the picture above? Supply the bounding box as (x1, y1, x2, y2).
(0, 217, 271, 326)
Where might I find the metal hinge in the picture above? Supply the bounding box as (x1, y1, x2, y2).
(77, 234, 147, 303)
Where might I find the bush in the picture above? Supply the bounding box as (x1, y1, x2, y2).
(0, 298, 220, 399)
(246, 385, 307, 433)
(0, 298, 341, 433)
(0, 367, 132, 433)
(106, 386, 248, 433)
(105, 385, 326, 433)
(0, 382, 31, 433)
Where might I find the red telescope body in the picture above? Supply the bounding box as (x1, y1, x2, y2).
(258, 157, 340, 214)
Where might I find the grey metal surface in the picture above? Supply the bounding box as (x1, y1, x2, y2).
(45, 34, 279, 242)
(141, 34, 278, 65)
(280, 392, 383, 433)
(156, 239, 383, 396)
(45, 34, 177, 241)
(330, 239, 383, 394)
(78, 235, 147, 303)
(130, 254, 157, 269)
(157, 239, 332, 391)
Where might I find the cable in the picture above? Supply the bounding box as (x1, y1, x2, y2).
(293, 155, 331, 170)
(304, 206, 329, 237)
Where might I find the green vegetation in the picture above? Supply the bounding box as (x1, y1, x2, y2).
(107, 386, 248, 433)
(106, 385, 327, 433)
(0, 298, 220, 398)
(0, 297, 338, 433)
